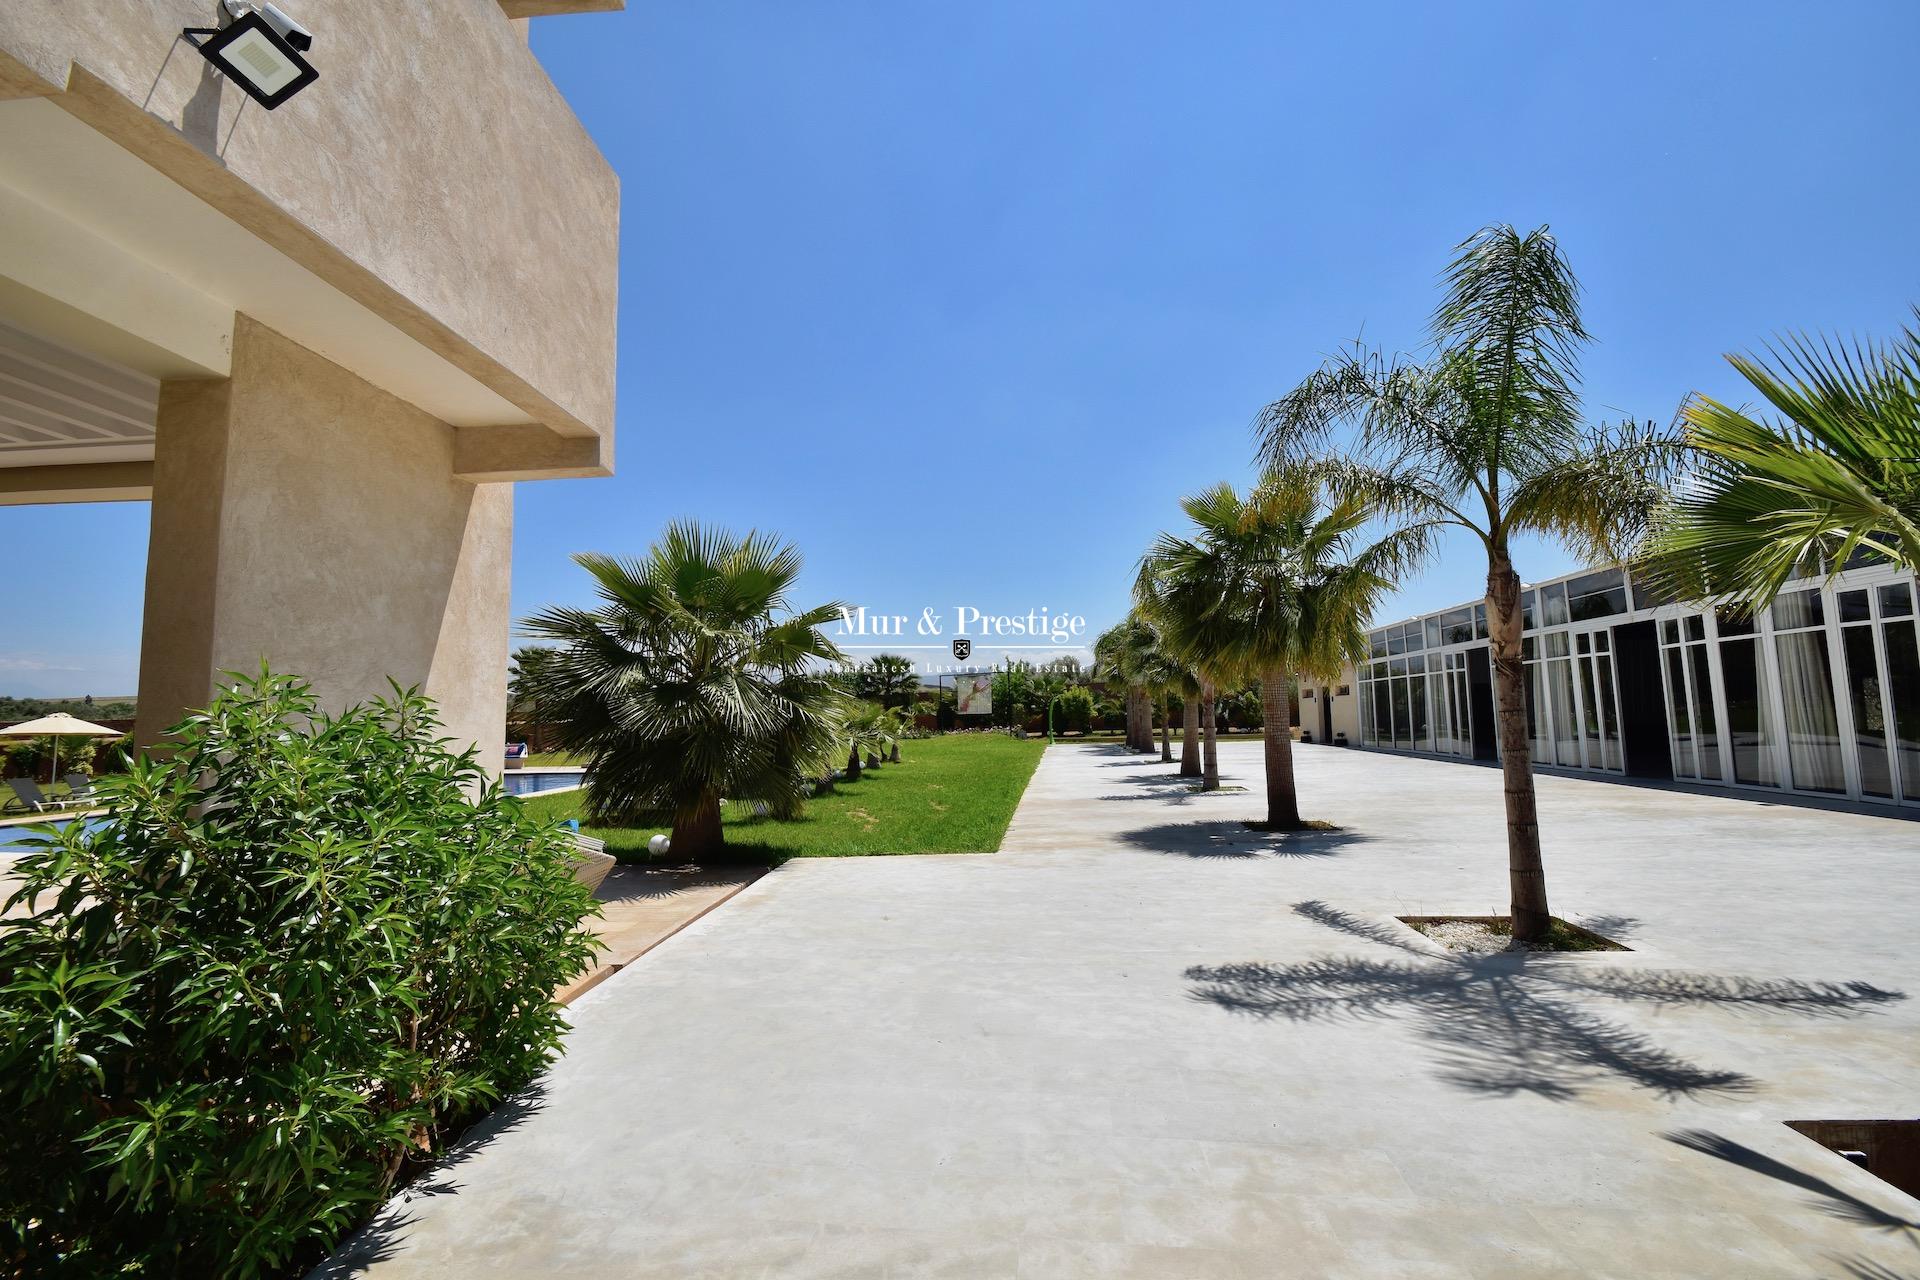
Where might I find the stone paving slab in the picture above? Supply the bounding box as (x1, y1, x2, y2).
(558, 863, 763, 1003)
(317, 743, 1920, 1278)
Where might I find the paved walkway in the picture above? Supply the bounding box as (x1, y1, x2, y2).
(557, 863, 764, 1003)
(319, 744, 1920, 1279)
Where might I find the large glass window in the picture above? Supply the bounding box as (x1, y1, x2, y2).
(1545, 637, 1578, 767)
(1884, 615, 1920, 800)
(1719, 636, 1776, 786)
(1408, 666, 1430, 750)
(1665, 646, 1696, 777)
(1541, 583, 1570, 627)
(1389, 675, 1410, 751)
(1567, 568, 1629, 622)
(1841, 622, 1893, 798)
(1774, 628, 1845, 793)
(1772, 589, 1825, 631)
(1575, 638, 1602, 766)
(1687, 642, 1722, 780)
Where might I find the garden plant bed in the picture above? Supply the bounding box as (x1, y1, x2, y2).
(1400, 914, 1629, 955)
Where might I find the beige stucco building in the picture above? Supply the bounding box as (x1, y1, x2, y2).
(0, 0, 621, 771)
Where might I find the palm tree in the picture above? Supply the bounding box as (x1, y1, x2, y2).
(1138, 468, 1425, 826)
(1130, 630, 1197, 765)
(1092, 619, 1146, 752)
(842, 701, 896, 778)
(1095, 613, 1182, 754)
(856, 654, 922, 710)
(522, 524, 849, 860)
(1257, 224, 1678, 936)
(506, 644, 557, 728)
(1641, 316, 1920, 606)
(1177, 694, 1201, 777)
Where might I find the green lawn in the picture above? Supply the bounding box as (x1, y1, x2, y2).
(522, 750, 586, 767)
(516, 733, 1045, 863)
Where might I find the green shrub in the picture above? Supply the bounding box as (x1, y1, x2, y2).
(0, 670, 599, 1278)
(1053, 687, 1095, 733)
(3, 741, 41, 779)
(94, 734, 135, 775)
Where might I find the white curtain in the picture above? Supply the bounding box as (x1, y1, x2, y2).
(1775, 631, 1845, 792)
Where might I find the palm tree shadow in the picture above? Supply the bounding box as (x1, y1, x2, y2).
(1666, 1129, 1920, 1233)
(1666, 1129, 1920, 1278)
(1096, 768, 1214, 803)
(1185, 902, 1903, 1100)
(1119, 821, 1369, 861)
(595, 864, 759, 903)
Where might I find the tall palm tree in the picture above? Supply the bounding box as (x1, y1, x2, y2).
(1131, 633, 1197, 765)
(1642, 316, 1920, 605)
(1138, 468, 1426, 826)
(1257, 224, 1678, 936)
(522, 524, 849, 860)
(1093, 616, 1161, 754)
(1178, 694, 1201, 777)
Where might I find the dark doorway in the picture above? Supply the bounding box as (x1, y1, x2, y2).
(1612, 619, 1673, 779)
(1319, 688, 1333, 744)
(1466, 647, 1497, 761)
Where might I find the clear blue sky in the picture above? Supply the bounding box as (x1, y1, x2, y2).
(6, 0, 1919, 695)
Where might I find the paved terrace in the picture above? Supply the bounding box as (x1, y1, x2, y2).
(320, 743, 1920, 1279)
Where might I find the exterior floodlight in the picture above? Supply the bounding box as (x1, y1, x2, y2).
(184, 3, 317, 111)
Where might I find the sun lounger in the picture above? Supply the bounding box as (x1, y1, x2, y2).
(63, 774, 109, 806)
(568, 832, 614, 894)
(6, 778, 86, 814)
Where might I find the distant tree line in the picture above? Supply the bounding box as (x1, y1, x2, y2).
(0, 694, 136, 721)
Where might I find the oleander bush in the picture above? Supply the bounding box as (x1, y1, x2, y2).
(0, 670, 599, 1279)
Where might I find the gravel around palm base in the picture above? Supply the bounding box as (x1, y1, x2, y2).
(1407, 916, 1627, 954)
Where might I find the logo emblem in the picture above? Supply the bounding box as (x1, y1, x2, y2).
(951, 638, 972, 661)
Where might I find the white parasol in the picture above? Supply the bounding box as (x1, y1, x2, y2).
(0, 712, 122, 786)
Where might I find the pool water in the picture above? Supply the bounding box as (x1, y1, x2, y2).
(0, 815, 109, 851)
(502, 769, 586, 797)
(2, 773, 584, 850)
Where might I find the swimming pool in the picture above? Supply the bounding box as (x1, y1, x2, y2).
(0, 815, 108, 851)
(2, 772, 583, 850)
(502, 769, 586, 797)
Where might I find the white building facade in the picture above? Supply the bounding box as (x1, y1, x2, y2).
(1349, 559, 1920, 810)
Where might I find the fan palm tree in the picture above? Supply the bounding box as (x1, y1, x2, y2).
(522, 524, 849, 860)
(1177, 693, 1201, 777)
(841, 702, 896, 778)
(1641, 316, 1920, 606)
(1138, 467, 1427, 826)
(506, 644, 557, 727)
(1257, 224, 1679, 936)
(1130, 630, 1197, 765)
(1092, 617, 1156, 753)
(856, 654, 922, 710)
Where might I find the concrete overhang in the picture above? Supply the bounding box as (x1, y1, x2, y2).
(0, 96, 608, 485)
(500, 0, 626, 15)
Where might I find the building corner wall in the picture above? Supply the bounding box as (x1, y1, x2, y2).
(138, 317, 512, 771)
